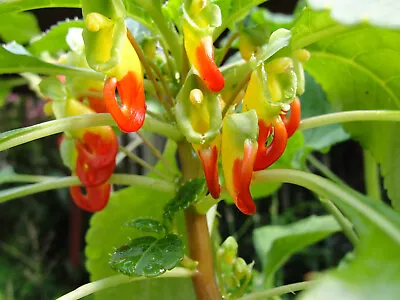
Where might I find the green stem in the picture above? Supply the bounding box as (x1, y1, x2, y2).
(56, 268, 195, 300)
(363, 150, 382, 201)
(0, 174, 176, 204)
(136, 132, 179, 175)
(148, 60, 174, 106)
(238, 281, 314, 300)
(307, 155, 346, 186)
(299, 110, 400, 131)
(252, 169, 400, 245)
(216, 32, 239, 66)
(1, 174, 58, 184)
(0, 113, 183, 152)
(116, 138, 143, 165)
(320, 198, 359, 245)
(118, 146, 172, 181)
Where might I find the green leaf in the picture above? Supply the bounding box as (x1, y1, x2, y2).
(307, 0, 400, 29)
(86, 184, 195, 299)
(109, 234, 184, 277)
(0, 42, 104, 80)
(213, 0, 268, 38)
(163, 178, 207, 225)
(0, 0, 81, 14)
(299, 72, 349, 162)
(292, 8, 400, 209)
(0, 12, 40, 44)
(28, 19, 84, 55)
(299, 231, 400, 300)
(253, 215, 341, 287)
(125, 218, 167, 235)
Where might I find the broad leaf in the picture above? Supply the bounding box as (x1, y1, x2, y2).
(298, 72, 349, 164)
(299, 231, 400, 300)
(28, 19, 84, 55)
(125, 218, 167, 235)
(253, 215, 341, 287)
(0, 12, 40, 44)
(0, 0, 81, 14)
(307, 0, 400, 29)
(86, 185, 195, 299)
(163, 178, 207, 225)
(292, 8, 400, 209)
(109, 234, 184, 277)
(0, 42, 103, 80)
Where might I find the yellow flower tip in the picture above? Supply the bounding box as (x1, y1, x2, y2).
(85, 12, 113, 33)
(190, 88, 204, 105)
(294, 49, 311, 62)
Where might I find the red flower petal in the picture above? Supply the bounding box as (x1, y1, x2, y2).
(103, 71, 146, 133)
(69, 183, 111, 212)
(253, 118, 288, 171)
(198, 145, 221, 199)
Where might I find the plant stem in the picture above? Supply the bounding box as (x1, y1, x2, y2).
(0, 113, 183, 152)
(178, 141, 220, 300)
(222, 72, 251, 117)
(320, 198, 359, 245)
(216, 32, 239, 66)
(252, 169, 400, 244)
(0, 174, 176, 204)
(363, 150, 382, 201)
(1, 174, 58, 184)
(56, 268, 195, 300)
(299, 110, 400, 131)
(118, 146, 173, 181)
(148, 60, 174, 106)
(136, 132, 178, 175)
(185, 208, 221, 300)
(126, 29, 173, 113)
(116, 138, 143, 165)
(238, 281, 314, 300)
(307, 155, 346, 186)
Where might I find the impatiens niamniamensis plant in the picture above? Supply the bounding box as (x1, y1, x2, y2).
(1, 0, 400, 299)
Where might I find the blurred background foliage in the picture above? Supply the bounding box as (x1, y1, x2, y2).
(0, 0, 385, 299)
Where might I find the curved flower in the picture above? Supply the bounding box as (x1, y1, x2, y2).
(69, 183, 111, 212)
(182, 0, 224, 92)
(243, 68, 288, 171)
(221, 110, 258, 215)
(175, 74, 223, 198)
(83, 0, 146, 133)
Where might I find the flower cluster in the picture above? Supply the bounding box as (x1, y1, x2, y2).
(37, 0, 308, 214)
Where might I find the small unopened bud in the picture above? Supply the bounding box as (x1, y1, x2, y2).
(190, 89, 204, 105)
(218, 236, 238, 264)
(294, 49, 311, 62)
(85, 13, 113, 32)
(232, 257, 249, 281)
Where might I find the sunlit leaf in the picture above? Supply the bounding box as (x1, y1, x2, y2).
(28, 19, 84, 55)
(0, 12, 40, 44)
(253, 215, 341, 287)
(292, 8, 400, 209)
